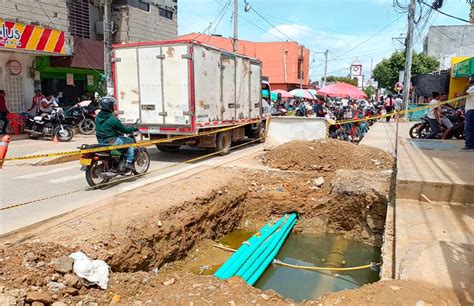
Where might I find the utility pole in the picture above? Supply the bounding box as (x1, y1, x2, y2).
(233, 0, 238, 53)
(402, 0, 416, 118)
(104, 0, 113, 96)
(322, 49, 329, 88)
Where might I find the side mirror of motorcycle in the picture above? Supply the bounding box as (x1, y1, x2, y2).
(135, 119, 141, 125)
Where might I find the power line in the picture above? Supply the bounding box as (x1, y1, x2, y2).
(420, 0, 470, 23)
(335, 14, 405, 59)
(250, 7, 295, 41)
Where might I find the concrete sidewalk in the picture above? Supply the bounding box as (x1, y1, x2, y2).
(362, 122, 474, 203)
(361, 122, 474, 305)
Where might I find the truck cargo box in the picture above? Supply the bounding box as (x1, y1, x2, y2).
(112, 40, 263, 135)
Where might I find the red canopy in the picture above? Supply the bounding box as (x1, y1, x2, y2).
(318, 82, 367, 99)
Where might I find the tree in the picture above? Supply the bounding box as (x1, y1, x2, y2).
(323, 76, 358, 86)
(363, 85, 376, 98)
(372, 51, 439, 90)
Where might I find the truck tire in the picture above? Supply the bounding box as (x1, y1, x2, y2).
(156, 144, 181, 152)
(215, 131, 231, 155)
(255, 122, 266, 143)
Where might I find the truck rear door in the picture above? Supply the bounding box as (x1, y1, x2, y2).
(162, 44, 191, 126)
(114, 48, 140, 124)
(137, 46, 164, 125)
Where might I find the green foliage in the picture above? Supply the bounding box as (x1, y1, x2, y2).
(363, 86, 376, 98)
(323, 75, 358, 86)
(373, 51, 439, 90)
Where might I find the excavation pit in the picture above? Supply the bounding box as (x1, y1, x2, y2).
(8, 140, 455, 304)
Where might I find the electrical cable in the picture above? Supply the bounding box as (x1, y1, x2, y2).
(420, 0, 470, 23)
(335, 14, 404, 59)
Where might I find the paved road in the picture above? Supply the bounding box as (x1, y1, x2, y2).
(0, 138, 264, 235)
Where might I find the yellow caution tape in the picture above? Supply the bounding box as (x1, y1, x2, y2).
(328, 94, 470, 126)
(1, 119, 264, 162)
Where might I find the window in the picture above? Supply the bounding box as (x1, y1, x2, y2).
(159, 8, 173, 19)
(5, 76, 25, 113)
(297, 59, 303, 80)
(137, 1, 150, 12)
(67, 0, 90, 39)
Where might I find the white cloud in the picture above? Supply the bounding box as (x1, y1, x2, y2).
(260, 22, 403, 81)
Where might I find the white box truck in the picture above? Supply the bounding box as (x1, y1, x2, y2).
(112, 40, 267, 154)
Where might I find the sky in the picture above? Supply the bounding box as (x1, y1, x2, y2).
(178, 0, 471, 82)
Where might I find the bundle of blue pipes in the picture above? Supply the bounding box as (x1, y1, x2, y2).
(214, 213, 298, 285)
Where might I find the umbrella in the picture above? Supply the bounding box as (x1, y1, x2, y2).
(318, 82, 367, 99)
(289, 89, 315, 99)
(307, 89, 318, 97)
(272, 89, 294, 99)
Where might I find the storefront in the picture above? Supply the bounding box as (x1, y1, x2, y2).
(35, 38, 105, 106)
(0, 19, 67, 113)
(449, 56, 472, 100)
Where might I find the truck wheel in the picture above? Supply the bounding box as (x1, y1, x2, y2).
(255, 122, 266, 143)
(215, 131, 231, 155)
(156, 144, 181, 152)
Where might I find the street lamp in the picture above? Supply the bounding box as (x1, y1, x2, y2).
(244, 0, 252, 12)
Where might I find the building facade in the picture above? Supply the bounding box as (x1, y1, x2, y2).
(176, 33, 310, 91)
(423, 25, 474, 70)
(0, 0, 177, 125)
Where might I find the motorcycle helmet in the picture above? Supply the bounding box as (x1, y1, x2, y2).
(99, 96, 117, 112)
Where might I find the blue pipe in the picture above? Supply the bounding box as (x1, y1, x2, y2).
(241, 214, 297, 283)
(235, 214, 292, 278)
(214, 217, 284, 279)
(214, 224, 270, 278)
(247, 218, 297, 285)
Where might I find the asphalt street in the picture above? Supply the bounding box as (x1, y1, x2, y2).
(0, 137, 264, 235)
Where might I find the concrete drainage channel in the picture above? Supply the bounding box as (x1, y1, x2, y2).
(1, 139, 400, 304)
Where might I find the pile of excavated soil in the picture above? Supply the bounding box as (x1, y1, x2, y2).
(265, 139, 394, 171)
(316, 279, 460, 305)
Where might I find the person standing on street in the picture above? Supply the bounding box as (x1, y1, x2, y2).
(0, 90, 10, 134)
(425, 92, 442, 139)
(462, 77, 474, 151)
(384, 94, 394, 122)
(394, 94, 403, 118)
(28, 89, 44, 115)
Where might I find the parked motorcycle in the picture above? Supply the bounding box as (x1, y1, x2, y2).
(79, 131, 150, 188)
(21, 108, 74, 142)
(65, 103, 97, 135)
(409, 109, 465, 139)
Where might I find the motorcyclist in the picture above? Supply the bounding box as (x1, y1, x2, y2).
(95, 96, 138, 170)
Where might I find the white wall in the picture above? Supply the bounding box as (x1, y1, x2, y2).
(266, 116, 328, 147)
(0, 51, 38, 112)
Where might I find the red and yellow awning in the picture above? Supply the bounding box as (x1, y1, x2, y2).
(0, 20, 65, 54)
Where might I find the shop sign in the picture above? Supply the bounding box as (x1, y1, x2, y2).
(66, 73, 74, 86)
(87, 75, 94, 86)
(0, 19, 65, 54)
(6, 60, 22, 76)
(453, 57, 474, 78)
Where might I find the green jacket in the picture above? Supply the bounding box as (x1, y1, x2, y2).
(95, 111, 136, 142)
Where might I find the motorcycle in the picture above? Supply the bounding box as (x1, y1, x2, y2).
(409, 108, 465, 139)
(65, 103, 97, 135)
(21, 108, 74, 142)
(79, 131, 150, 188)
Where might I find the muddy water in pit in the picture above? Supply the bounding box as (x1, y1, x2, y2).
(214, 231, 381, 302)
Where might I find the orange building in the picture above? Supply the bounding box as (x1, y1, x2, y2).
(177, 33, 310, 91)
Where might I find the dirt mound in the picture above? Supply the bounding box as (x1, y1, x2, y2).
(316, 279, 460, 305)
(265, 139, 394, 172)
